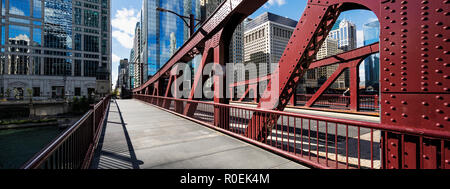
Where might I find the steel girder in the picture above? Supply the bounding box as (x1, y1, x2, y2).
(133, 0, 449, 169)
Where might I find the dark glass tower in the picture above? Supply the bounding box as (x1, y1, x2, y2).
(141, 0, 201, 78)
(363, 20, 380, 90)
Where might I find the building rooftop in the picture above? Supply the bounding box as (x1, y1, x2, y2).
(245, 12, 298, 32)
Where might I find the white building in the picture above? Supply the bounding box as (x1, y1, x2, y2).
(244, 12, 297, 79)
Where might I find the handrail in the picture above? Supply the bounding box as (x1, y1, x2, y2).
(21, 95, 111, 169)
(134, 94, 450, 140)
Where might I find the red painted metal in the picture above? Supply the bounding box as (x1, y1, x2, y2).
(132, 0, 450, 169)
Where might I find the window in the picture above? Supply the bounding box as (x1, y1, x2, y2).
(74, 33, 81, 50)
(74, 8, 82, 25)
(84, 9, 99, 27)
(84, 35, 99, 52)
(74, 87, 81, 96)
(33, 87, 40, 97)
(74, 59, 82, 76)
(33, 0, 42, 18)
(9, 25, 31, 46)
(10, 0, 30, 16)
(33, 28, 41, 46)
(84, 60, 98, 77)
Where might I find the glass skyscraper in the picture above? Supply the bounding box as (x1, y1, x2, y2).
(0, 0, 111, 98)
(142, 0, 201, 78)
(363, 20, 380, 90)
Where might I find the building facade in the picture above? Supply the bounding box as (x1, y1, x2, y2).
(0, 0, 111, 99)
(116, 58, 128, 95)
(363, 20, 380, 91)
(141, 0, 202, 79)
(244, 12, 297, 79)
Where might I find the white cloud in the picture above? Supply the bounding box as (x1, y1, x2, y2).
(112, 30, 134, 49)
(264, 0, 286, 8)
(111, 8, 140, 49)
(268, 0, 286, 6)
(357, 30, 364, 48)
(112, 53, 121, 63)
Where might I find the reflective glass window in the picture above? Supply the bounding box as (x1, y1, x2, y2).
(74, 8, 81, 25)
(44, 0, 72, 49)
(9, 25, 31, 46)
(2, 0, 5, 16)
(1, 25, 4, 45)
(10, 0, 31, 16)
(84, 35, 99, 52)
(33, 28, 41, 46)
(74, 33, 81, 51)
(84, 9, 99, 28)
(33, 0, 42, 18)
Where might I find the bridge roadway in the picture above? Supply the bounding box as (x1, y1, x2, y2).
(90, 99, 309, 169)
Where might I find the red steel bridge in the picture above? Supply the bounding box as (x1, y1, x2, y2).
(22, 0, 449, 169)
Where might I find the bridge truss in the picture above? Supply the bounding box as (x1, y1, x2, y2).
(133, 0, 449, 169)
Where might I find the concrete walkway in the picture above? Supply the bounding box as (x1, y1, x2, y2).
(90, 99, 309, 169)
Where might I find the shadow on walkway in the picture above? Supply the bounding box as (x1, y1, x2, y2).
(90, 99, 143, 169)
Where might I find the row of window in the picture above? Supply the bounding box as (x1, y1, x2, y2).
(0, 55, 100, 77)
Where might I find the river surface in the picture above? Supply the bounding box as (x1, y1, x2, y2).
(0, 126, 62, 169)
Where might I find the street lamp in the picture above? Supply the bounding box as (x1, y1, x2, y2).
(156, 7, 202, 37)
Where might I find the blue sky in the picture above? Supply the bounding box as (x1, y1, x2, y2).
(111, 0, 378, 87)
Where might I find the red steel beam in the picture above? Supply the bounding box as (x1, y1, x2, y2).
(133, 0, 268, 93)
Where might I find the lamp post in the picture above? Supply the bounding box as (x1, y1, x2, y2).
(156, 7, 202, 37)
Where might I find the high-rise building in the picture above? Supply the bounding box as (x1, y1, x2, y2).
(117, 59, 129, 95)
(363, 20, 380, 90)
(131, 21, 142, 88)
(201, 0, 244, 64)
(244, 12, 297, 79)
(141, 0, 202, 79)
(302, 19, 356, 91)
(336, 19, 357, 51)
(0, 0, 111, 99)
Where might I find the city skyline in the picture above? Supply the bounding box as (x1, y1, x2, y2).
(111, 0, 379, 89)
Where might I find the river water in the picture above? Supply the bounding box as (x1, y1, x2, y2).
(0, 126, 62, 169)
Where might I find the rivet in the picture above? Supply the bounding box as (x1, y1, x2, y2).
(422, 76, 428, 80)
(436, 69, 443, 73)
(436, 123, 443, 128)
(421, 65, 428, 69)
(435, 34, 443, 38)
(422, 102, 429, 106)
(401, 77, 407, 81)
(436, 58, 443, 62)
(436, 109, 443, 113)
(445, 117, 450, 121)
(421, 17, 428, 21)
(401, 101, 407, 105)
(391, 95, 396, 98)
(385, 112, 391, 116)
(385, 100, 390, 104)
(401, 61, 407, 64)
(422, 115, 429, 119)
(391, 118, 396, 122)
(421, 25, 428, 29)
(436, 96, 443, 100)
(422, 71, 428, 74)
(436, 22, 443, 26)
(402, 113, 408, 117)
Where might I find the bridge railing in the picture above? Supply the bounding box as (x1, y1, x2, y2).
(21, 95, 111, 169)
(134, 94, 450, 169)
